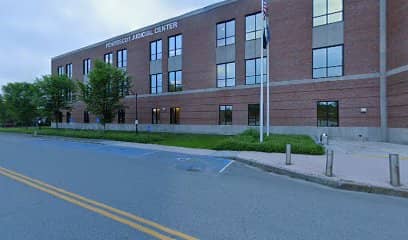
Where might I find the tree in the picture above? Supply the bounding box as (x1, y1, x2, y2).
(36, 75, 77, 128)
(78, 60, 130, 128)
(2, 82, 40, 126)
(0, 94, 5, 126)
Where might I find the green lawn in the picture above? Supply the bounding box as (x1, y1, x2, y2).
(0, 127, 325, 155)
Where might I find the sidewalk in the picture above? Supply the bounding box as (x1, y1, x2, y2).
(103, 139, 408, 198)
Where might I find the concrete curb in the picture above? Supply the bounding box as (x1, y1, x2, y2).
(231, 156, 408, 199)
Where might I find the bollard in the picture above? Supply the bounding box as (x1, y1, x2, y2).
(285, 144, 292, 165)
(389, 154, 401, 187)
(325, 150, 334, 177)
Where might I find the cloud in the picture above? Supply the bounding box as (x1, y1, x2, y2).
(0, 0, 220, 90)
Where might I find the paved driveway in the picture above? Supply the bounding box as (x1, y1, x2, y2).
(0, 133, 407, 239)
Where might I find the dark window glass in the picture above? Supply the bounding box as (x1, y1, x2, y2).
(170, 107, 181, 124)
(118, 109, 126, 124)
(104, 53, 113, 65)
(313, 45, 343, 79)
(117, 49, 128, 70)
(248, 104, 260, 126)
(84, 111, 90, 123)
(317, 101, 339, 127)
(313, 0, 343, 27)
(168, 71, 182, 92)
(245, 58, 267, 85)
(66, 112, 71, 123)
(56, 111, 63, 123)
(83, 59, 91, 75)
(152, 108, 161, 124)
(150, 73, 163, 94)
(65, 64, 73, 78)
(150, 40, 163, 61)
(217, 62, 235, 87)
(57, 66, 64, 76)
(169, 35, 182, 57)
(246, 13, 263, 41)
(219, 105, 233, 125)
(217, 20, 235, 47)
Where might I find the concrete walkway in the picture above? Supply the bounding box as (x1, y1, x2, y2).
(103, 139, 408, 198)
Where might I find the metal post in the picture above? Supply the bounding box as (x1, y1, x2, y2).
(326, 150, 334, 177)
(389, 154, 400, 186)
(135, 93, 138, 134)
(286, 144, 292, 165)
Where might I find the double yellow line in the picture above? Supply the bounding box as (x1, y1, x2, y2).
(0, 166, 198, 240)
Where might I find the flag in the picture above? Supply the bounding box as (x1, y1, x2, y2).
(262, 0, 270, 49)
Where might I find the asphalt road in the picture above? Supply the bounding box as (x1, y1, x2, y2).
(0, 133, 407, 240)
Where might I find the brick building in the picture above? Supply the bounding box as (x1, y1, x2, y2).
(51, 0, 408, 143)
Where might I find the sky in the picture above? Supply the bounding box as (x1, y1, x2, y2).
(0, 0, 221, 90)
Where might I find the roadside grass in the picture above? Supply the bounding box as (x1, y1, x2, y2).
(0, 127, 325, 155)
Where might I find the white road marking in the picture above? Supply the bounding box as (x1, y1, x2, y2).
(219, 160, 234, 173)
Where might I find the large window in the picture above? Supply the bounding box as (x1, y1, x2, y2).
(170, 107, 181, 124)
(66, 112, 71, 123)
(104, 53, 113, 65)
(65, 64, 73, 79)
(57, 66, 64, 76)
(150, 40, 163, 61)
(169, 35, 182, 57)
(248, 104, 260, 126)
(317, 101, 339, 127)
(117, 49, 128, 70)
(313, 0, 343, 27)
(217, 62, 235, 88)
(118, 109, 126, 124)
(83, 59, 91, 75)
(313, 45, 343, 79)
(246, 13, 263, 41)
(245, 58, 267, 85)
(217, 20, 235, 47)
(219, 105, 233, 125)
(168, 71, 182, 92)
(150, 73, 163, 94)
(152, 108, 161, 124)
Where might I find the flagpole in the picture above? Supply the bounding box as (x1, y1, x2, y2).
(259, 0, 264, 143)
(266, 15, 270, 136)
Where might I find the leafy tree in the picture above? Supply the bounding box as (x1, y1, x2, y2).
(36, 75, 77, 128)
(0, 94, 5, 126)
(1, 82, 40, 126)
(78, 60, 130, 128)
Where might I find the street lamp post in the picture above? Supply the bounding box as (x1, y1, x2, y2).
(135, 92, 138, 134)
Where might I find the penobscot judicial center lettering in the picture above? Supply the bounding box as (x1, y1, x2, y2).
(105, 22, 178, 48)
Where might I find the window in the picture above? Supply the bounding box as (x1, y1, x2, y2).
(66, 112, 71, 123)
(152, 108, 161, 124)
(217, 62, 235, 88)
(313, 0, 343, 27)
(317, 101, 339, 127)
(245, 58, 267, 85)
(118, 109, 126, 124)
(83, 111, 90, 123)
(217, 20, 235, 47)
(219, 105, 233, 125)
(150, 40, 163, 61)
(83, 59, 91, 75)
(168, 71, 182, 92)
(170, 107, 181, 124)
(248, 104, 260, 126)
(246, 13, 263, 41)
(169, 35, 182, 57)
(65, 64, 73, 79)
(57, 66, 64, 76)
(119, 79, 129, 97)
(313, 45, 343, 79)
(150, 73, 163, 94)
(104, 53, 113, 65)
(56, 111, 63, 123)
(117, 49, 128, 70)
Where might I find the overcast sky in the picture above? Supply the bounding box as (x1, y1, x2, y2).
(0, 0, 221, 90)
